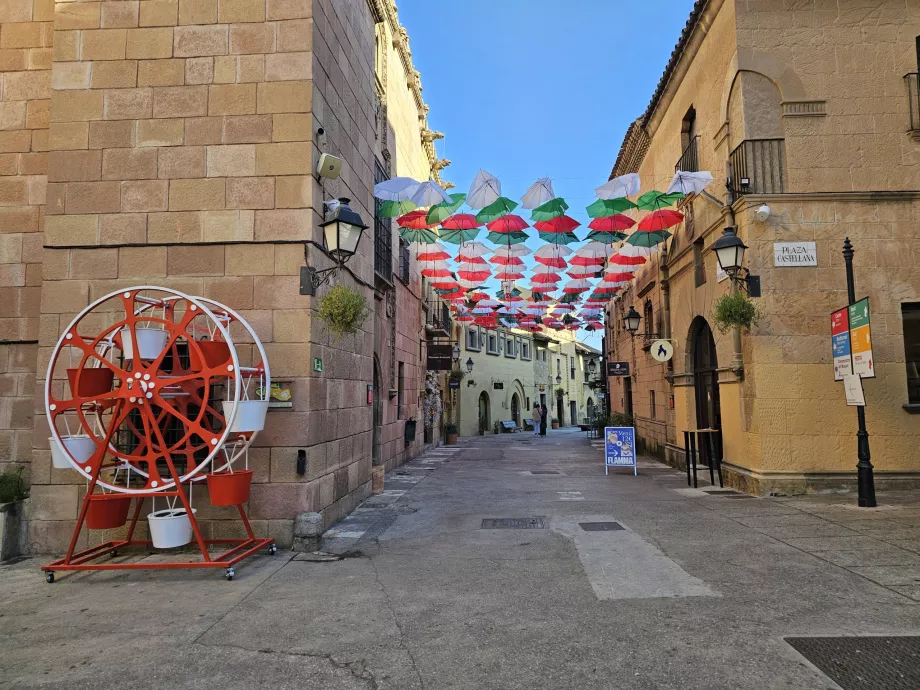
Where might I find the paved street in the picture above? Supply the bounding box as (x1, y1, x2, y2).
(3, 429, 920, 689)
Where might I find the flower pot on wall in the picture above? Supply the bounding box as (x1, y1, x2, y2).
(49, 435, 96, 469)
(86, 495, 132, 530)
(66, 368, 114, 397)
(221, 400, 269, 433)
(121, 327, 169, 360)
(147, 508, 196, 549)
(206, 470, 253, 506)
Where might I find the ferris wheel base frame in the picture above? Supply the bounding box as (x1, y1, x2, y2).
(41, 490, 276, 581)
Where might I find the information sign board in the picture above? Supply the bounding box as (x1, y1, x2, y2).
(604, 427, 637, 476)
(831, 306, 852, 381)
(848, 297, 874, 379)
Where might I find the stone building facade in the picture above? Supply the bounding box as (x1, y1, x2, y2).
(0, 0, 445, 552)
(605, 0, 920, 494)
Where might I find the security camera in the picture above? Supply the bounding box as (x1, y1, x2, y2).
(754, 205, 771, 222)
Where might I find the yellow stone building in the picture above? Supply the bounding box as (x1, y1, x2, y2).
(605, 0, 920, 494)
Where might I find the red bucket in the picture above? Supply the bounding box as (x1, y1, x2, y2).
(206, 470, 253, 506)
(86, 495, 132, 530)
(67, 368, 115, 397)
(188, 340, 231, 370)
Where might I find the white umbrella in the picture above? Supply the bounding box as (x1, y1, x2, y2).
(567, 264, 602, 278)
(457, 241, 490, 259)
(477, 299, 501, 309)
(457, 277, 487, 290)
(492, 244, 532, 257)
(574, 241, 614, 262)
(410, 179, 452, 207)
(467, 169, 501, 209)
(563, 279, 592, 292)
(618, 243, 659, 258)
(595, 172, 640, 199)
(374, 176, 420, 201)
(520, 177, 555, 209)
(667, 170, 714, 195)
(533, 244, 572, 259)
(533, 263, 561, 274)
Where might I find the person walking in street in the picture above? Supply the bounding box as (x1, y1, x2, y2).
(539, 403, 548, 436)
(532, 404, 542, 436)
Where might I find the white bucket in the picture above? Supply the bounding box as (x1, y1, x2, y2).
(49, 435, 96, 469)
(121, 327, 169, 360)
(222, 400, 269, 433)
(147, 508, 197, 549)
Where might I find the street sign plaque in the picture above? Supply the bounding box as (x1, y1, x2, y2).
(650, 340, 673, 362)
(606, 361, 629, 377)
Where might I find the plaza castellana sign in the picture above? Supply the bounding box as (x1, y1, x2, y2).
(774, 241, 817, 266)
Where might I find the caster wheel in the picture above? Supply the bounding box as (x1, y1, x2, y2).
(268, 544, 277, 555)
(45, 572, 55, 584)
(110, 549, 118, 558)
(225, 568, 235, 581)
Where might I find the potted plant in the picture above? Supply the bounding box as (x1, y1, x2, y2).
(0, 467, 29, 562)
(713, 292, 760, 333)
(316, 283, 370, 342)
(555, 387, 566, 398)
(445, 422, 458, 445)
(551, 417, 560, 429)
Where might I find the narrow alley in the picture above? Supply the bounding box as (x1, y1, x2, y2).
(3, 429, 920, 689)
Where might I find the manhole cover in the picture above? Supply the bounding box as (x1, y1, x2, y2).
(481, 518, 546, 529)
(579, 522, 624, 531)
(785, 636, 920, 689)
(530, 470, 560, 475)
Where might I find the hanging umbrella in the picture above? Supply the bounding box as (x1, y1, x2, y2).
(538, 231, 580, 245)
(487, 230, 529, 245)
(531, 273, 561, 286)
(602, 271, 636, 285)
(495, 270, 525, 281)
(637, 190, 684, 210)
(595, 172, 640, 199)
(530, 198, 569, 222)
(374, 176, 420, 200)
(585, 230, 627, 244)
(533, 244, 572, 269)
(475, 197, 518, 224)
(572, 241, 613, 265)
(426, 193, 467, 224)
(398, 227, 438, 243)
(467, 169, 502, 209)
(441, 213, 480, 230)
(551, 302, 577, 312)
(638, 209, 683, 231)
(379, 199, 416, 218)
(472, 304, 497, 315)
(490, 255, 525, 267)
(626, 229, 671, 247)
(477, 299, 501, 309)
(609, 253, 648, 270)
(593, 283, 621, 294)
(583, 321, 603, 332)
(397, 209, 436, 229)
(521, 178, 555, 209)
(432, 279, 460, 291)
(473, 315, 499, 328)
(486, 214, 528, 233)
(492, 244, 532, 257)
(586, 197, 637, 217)
(457, 241, 490, 259)
(439, 228, 480, 244)
(410, 179, 452, 207)
(667, 170, 713, 195)
(456, 263, 491, 282)
(562, 279, 592, 294)
(419, 260, 453, 278)
(588, 214, 635, 232)
(534, 215, 580, 233)
(414, 242, 450, 261)
(567, 265, 603, 278)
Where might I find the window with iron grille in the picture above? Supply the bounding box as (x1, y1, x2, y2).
(398, 238, 410, 284)
(693, 238, 706, 288)
(374, 159, 392, 281)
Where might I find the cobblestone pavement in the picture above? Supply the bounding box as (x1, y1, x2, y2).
(2, 429, 919, 689)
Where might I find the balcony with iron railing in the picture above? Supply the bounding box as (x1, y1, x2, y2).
(729, 138, 786, 200)
(675, 135, 699, 172)
(424, 299, 451, 338)
(905, 73, 920, 137)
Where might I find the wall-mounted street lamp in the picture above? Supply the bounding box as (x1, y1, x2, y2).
(465, 357, 474, 374)
(300, 198, 369, 295)
(555, 374, 562, 385)
(588, 359, 597, 375)
(623, 305, 642, 335)
(452, 344, 461, 363)
(713, 226, 759, 295)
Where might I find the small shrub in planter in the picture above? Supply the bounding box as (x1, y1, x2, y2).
(712, 292, 760, 333)
(316, 283, 370, 342)
(444, 422, 458, 445)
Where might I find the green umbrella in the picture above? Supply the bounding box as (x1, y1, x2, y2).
(637, 190, 684, 211)
(560, 293, 581, 304)
(487, 230, 528, 245)
(398, 227, 439, 243)
(439, 228, 480, 244)
(475, 196, 518, 224)
(538, 231, 580, 245)
(380, 200, 416, 218)
(530, 198, 569, 222)
(586, 197, 637, 217)
(425, 193, 466, 224)
(586, 229, 627, 244)
(625, 230, 671, 247)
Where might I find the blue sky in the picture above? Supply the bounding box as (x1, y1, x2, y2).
(398, 0, 696, 347)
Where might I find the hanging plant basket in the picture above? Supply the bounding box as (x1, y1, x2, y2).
(712, 292, 760, 333)
(316, 284, 369, 341)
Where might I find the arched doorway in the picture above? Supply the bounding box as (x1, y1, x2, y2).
(690, 318, 721, 430)
(510, 393, 520, 428)
(478, 392, 490, 435)
(556, 393, 564, 426)
(372, 358, 382, 463)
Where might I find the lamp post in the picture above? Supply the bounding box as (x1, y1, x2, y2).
(843, 238, 876, 508)
(300, 198, 369, 295)
(713, 226, 749, 374)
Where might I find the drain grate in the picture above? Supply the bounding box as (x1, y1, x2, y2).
(579, 522, 624, 532)
(481, 518, 546, 529)
(786, 636, 920, 689)
(530, 470, 560, 475)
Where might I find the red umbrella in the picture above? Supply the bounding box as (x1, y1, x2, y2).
(495, 270, 525, 281)
(534, 215, 580, 233)
(468, 291, 489, 302)
(532, 272, 561, 284)
(593, 284, 620, 294)
(609, 253, 647, 268)
(397, 209, 436, 229)
(457, 266, 491, 282)
(440, 213, 480, 230)
(638, 209, 683, 231)
(588, 214, 635, 232)
(603, 271, 636, 284)
(486, 214, 528, 233)
(489, 255, 524, 266)
(473, 316, 498, 328)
